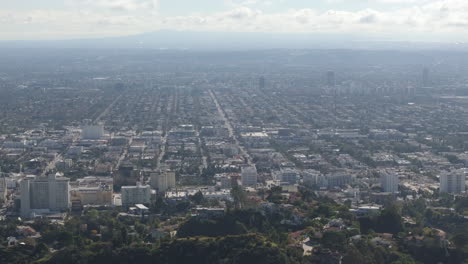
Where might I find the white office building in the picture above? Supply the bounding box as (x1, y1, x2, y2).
(380, 170, 399, 193)
(241, 166, 258, 187)
(150, 169, 176, 193)
(440, 170, 466, 194)
(20, 173, 70, 218)
(81, 124, 104, 140)
(121, 183, 151, 207)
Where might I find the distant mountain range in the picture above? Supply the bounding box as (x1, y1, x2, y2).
(1, 31, 467, 51)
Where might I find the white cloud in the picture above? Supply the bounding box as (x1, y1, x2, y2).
(69, 0, 159, 12)
(1, 0, 468, 41)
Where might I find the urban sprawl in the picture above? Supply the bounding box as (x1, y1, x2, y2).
(0, 50, 467, 263)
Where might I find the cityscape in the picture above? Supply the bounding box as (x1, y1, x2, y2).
(0, 48, 466, 263)
(1, 1, 468, 264)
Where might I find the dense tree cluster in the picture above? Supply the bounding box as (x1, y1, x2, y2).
(1, 188, 467, 264)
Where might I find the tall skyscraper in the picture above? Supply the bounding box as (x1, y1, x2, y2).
(422, 68, 429, 87)
(241, 166, 258, 187)
(259, 76, 265, 89)
(20, 173, 70, 218)
(380, 170, 399, 193)
(440, 170, 466, 194)
(327, 71, 335, 87)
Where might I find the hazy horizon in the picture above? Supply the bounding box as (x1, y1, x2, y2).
(2, 30, 468, 51)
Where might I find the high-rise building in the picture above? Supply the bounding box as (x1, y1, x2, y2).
(20, 173, 70, 218)
(259, 76, 265, 89)
(81, 124, 104, 140)
(241, 166, 257, 187)
(327, 71, 335, 87)
(380, 170, 399, 193)
(0, 176, 6, 202)
(422, 68, 429, 87)
(440, 170, 466, 194)
(150, 169, 176, 193)
(121, 183, 151, 207)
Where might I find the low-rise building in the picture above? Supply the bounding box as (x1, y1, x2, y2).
(70, 176, 113, 206)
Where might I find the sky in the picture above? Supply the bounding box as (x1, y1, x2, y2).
(1, 0, 468, 42)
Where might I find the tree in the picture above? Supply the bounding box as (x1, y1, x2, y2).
(322, 231, 347, 251)
(298, 186, 316, 202)
(445, 154, 462, 164)
(342, 245, 365, 264)
(231, 185, 247, 209)
(266, 186, 283, 204)
(452, 233, 468, 249)
(190, 191, 205, 205)
(376, 206, 404, 234)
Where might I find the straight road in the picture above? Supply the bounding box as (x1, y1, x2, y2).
(209, 89, 252, 165)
